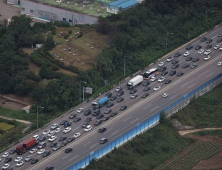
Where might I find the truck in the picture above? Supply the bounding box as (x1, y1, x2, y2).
(16, 138, 38, 155)
(92, 97, 109, 107)
(127, 75, 143, 89)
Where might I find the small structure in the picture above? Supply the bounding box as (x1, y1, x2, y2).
(32, 44, 43, 51)
(22, 105, 31, 113)
(107, 0, 139, 14)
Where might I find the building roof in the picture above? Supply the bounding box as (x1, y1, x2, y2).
(117, 0, 138, 9)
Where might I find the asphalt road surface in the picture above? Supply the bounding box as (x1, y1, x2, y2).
(1, 24, 222, 170)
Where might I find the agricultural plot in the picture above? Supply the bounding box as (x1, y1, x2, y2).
(0, 122, 15, 131)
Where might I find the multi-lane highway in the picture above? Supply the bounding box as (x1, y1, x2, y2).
(1, 25, 222, 170)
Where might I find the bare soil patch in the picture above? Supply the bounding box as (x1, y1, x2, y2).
(0, 96, 27, 111)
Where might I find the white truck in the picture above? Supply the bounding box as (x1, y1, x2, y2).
(127, 75, 143, 89)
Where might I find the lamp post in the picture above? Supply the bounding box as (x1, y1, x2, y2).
(205, 9, 214, 27)
(37, 106, 44, 130)
(166, 32, 174, 53)
(79, 81, 87, 102)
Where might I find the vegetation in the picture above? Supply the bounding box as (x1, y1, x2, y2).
(0, 122, 15, 131)
(194, 130, 222, 138)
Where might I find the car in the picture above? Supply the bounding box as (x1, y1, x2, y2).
(141, 93, 149, 98)
(206, 39, 212, 43)
(16, 160, 24, 167)
(31, 158, 38, 164)
(130, 94, 138, 99)
(186, 56, 193, 61)
(2, 164, 10, 170)
(85, 117, 92, 122)
(25, 155, 32, 162)
(77, 108, 84, 113)
(150, 76, 158, 82)
(38, 142, 46, 149)
(171, 59, 178, 64)
(166, 56, 173, 62)
(153, 86, 161, 91)
(161, 71, 168, 76)
(42, 151, 51, 157)
(164, 79, 172, 84)
(48, 131, 56, 137)
(59, 136, 67, 141)
(65, 148, 73, 153)
(64, 121, 72, 128)
(220, 47, 222, 51)
(100, 138, 108, 144)
(158, 62, 164, 66)
(186, 44, 193, 50)
(105, 92, 112, 98)
(191, 64, 198, 69)
(182, 63, 189, 68)
(29, 148, 37, 154)
(204, 49, 211, 55)
(98, 127, 107, 133)
(130, 88, 137, 94)
(2, 152, 9, 158)
(93, 104, 100, 110)
(50, 123, 58, 130)
(102, 116, 110, 121)
(4, 157, 12, 163)
(143, 86, 150, 91)
(42, 130, 50, 135)
(110, 96, 117, 101)
(50, 142, 57, 147)
(94, 120, 103, 126)
(218, 33, 222, 37)
(52, 145, 60, 151)
(93, 109, 100, 116)
(69, 113, 76, 119)
(63, 127, 71, 133)
(195, 45, 202, 50)
(116, 97, 124, 102)
(217, 38, 222, 42)
(73, 117, 81, 122)
(82, 122, 89, 128)
(115, 87, 122, 92)
(74, 133, 81, 138)
(55, 128, 61, 133)
(104, 108, 112, 114)
(39, 135, 46, 141)
(15, 157, 22, 162)
(106, 102, 115, 108)
(177, 72, 184, 76)
(204, 55, 210, 61)
(32, 135, 39, 140)
(172, 63, 179, 69)
(217, 62, 222, 66)
(37, 149, 45, 155)
(45, 167, 54, 170)
(117, 90, 124, 96)
(198, 49, 204, 54)
(84, 125, 92, 132)
(110, 112, 118, 117)
(9, 150, 16, 155)
(169, 70, 176, 76)
(174, 52, 181, 58)
(60, 141, 68, 147)
(67, 137, 75, 143)
(143, 81, 150, 86)
(97, 114, 104, 119)
(192, 57, 199, 62)
(59, 120, 66, 125)
(183, 51, 190, 56)
(163, 93, 168, 98)
(159, 66, 167, 72)
(214, 44, 220, 50)
(206, 44, 212, 49)
(83, 109, 91, 116)
(200, 37, 207, 42)
(120, 105, 127, 111)
(158, 77, 165, 83)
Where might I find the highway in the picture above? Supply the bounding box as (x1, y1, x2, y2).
(1, 24, 222, 170)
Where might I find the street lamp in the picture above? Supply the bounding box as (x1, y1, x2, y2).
(79, 81, 87, 102)
(205, 9, 214, 27)
(37, 106, 44, 130)
(166, 32, 174, 53)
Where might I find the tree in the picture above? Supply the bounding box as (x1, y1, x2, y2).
(44, 34, 55, 50)
(39, 65, 49, 78)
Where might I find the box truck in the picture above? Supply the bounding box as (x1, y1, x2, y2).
(92, 97, 109, 107)
(127, 75, 143, 89)
(16, 138, 38, 155)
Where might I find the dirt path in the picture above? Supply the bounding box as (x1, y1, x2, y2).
(178, 127, 222, 136)
(0, 116, 31, 125)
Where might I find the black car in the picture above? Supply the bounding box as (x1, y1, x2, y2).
(143, 86, 150, 91)
(64, 121, 72, 128)
(206, 44, 212, 49)
(191, 64, 198, 69)
(84, 109, 92, 116)
(85, 117, 92, 122)
(39, 135, 46, 141)
(169, 70, 176, 76)
(45, 167, 54, 170)
(130, 88, 137, 94)
(192, 57, 199, 62)
(106, 102, 114, 108)
(50, 142, 57, 147)
(117, 90, 124, 96)
(186, 44, 193, 50)
(110, 112, 118, 117)
(195, 45, 202, 50)
(82, 122, 89, 128)
(60, 141, 68, 147)
(174, 52, 181, 58)
(31, 158, 39, 164)
(104, 108, 112, 114)
(143, 81, 150, 86)
(161, 71, 168, 76)
(171, 59, 178, 64)
(200, 37, 207, 42)
(93, 105, 100, 110)
(98, 127, 107, 133)
(172, 63, 179, 69)
(105, 92, 112, 98)
(4, 157, 12, 163)
(59, 136, 67, 141)
(59, 120, 66, 125)
(177, 72, 184, 76)
(116, 97, 124, 102)
(217, 38, 222, 42)
(65, 148, 73, 153)
(164, 79, 172, 84)
(120, 105, 127, 111)
(93, 109, 100, 116)
(110, 96, 117, 101)
(159, 66, 167, 72)
(9, 149, 16, 154)
(42, 151, 51, 157)
(67, 137, 75, 143)
(73, 117, 81, 122)
(186, 56, 192, 61)
(94, 120, 102, 126)
(141, 93, 149, 98)
(102, 116, 109, 121)
(97, 114, 104, 119)
(206, 39, 212, 43)
(182, 63, 189, 68)
(69, 113, 76, 119)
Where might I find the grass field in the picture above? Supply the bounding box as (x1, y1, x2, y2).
(0, 122, 15, 131)
(194, 130, 222, 138)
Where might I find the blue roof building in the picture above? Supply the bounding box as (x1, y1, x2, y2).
(107, 0, 139, 14)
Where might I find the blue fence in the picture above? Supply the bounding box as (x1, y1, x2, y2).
(68, 73, 222, 170)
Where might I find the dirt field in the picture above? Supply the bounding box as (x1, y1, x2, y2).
(0, 96, 27, 111)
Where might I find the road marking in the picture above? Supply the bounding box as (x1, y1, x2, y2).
(188, 83, 196, 89)
(206, 72, 214, 77)
(72, 127, 79, 132)
(62, 153, 71, 160)
(124, 116, 132, 122)
(181, 81, 189, 87)
(110, 130, 120, 137)
(69, 155, 78, 162)
(83, 141, 92, 147)
(104, 128, 112, 134)
(90, 143, 99, 149)
(170, 94, 178, 100)
(130, 118, 139, 124)
(151, 106, 159, 112)
(198, 70, 207, 77)
(143, 105, 152, 110)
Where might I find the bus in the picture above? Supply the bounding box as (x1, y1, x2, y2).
(143, 67, 159, 80)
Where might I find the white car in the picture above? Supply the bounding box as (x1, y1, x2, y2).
(37, 149, 45, 155)
(48, 135, 57, 142)
(42, 130, 50, 135)
(115, 87, 122, 92)
(204, 55, 210, 61)
(150, 76, 158, 82)
(15, 157, 22, 162)
(2, 164, 10, 170)
(47, 131, 55, 137)
(2, 152, 9, 158)
(158, 62, 164, 66)
(50, 123, 58, 130)
(166, 57, 173, 62)
(217, 62, 222, 66)
(130, 94, 138, 99)
(204, 49, 211, 55)
(32, 135, 39, 140)
(197, 49, 204, 54)
(163, 93, 168, 98)
(16, 160, 24, 167)
(55, 128, 61, 133)
(158, 77, 165, 83)
(84, 125, 92, 132)
(74, 133, 81, 138)
(77, 108, 84, 113)
(29, 148, 37, 154)
(153, 86, 161, 91)
(214, 44, 220, 50)
(63, 127, 71, 133)
(183, 51, 190, 56)
(219, 47, 222, 51)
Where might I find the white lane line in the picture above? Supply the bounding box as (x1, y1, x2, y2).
(104, 128, 112, 134)
(62, 153, 71, 160)
(170, 94, 178, 100)
(151, 106, 159, 112)
(83, 141, 92, 147)
(181, 81, 190, 87)
(124, 116, 132, 122)
(188, 83, 196, 89)
(206, 72, 214, 77)
(198, 70, 208, 77)
(143, 105, 152, 110)
(130, 118, 139, 124)
(110, 130, 120, 137)
(69, 155, 78, 162)
(72, 127, 79, 132)
(90, 143, 99, 149)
